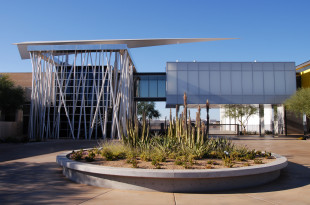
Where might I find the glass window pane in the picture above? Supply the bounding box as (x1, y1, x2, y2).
(149, 80, 157, 97)
(140, 80, 149, 97)
(158, 80, 166, 97)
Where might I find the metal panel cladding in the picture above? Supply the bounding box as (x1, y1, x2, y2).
(166, 62, 296, 107)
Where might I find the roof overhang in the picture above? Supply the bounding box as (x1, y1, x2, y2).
(14, 38, 236, 60)
(296, 60, 310, 73)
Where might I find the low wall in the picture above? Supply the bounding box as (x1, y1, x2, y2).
(0, 121, 23, 140)
(57, 152, 288, 193)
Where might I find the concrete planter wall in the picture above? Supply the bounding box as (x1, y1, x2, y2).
(56, 152, 287, 193)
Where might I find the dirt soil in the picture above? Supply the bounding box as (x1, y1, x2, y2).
(75, 156, 275, 170)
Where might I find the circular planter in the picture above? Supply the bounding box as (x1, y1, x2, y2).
(56, 151, 287, 193)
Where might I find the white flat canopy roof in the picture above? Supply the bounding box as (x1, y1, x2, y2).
(14, 38, 236, 59)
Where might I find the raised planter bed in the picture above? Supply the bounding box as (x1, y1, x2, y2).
(56, 151, 287, 192)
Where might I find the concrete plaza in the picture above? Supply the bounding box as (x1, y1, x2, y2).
(0, 137, 309, 205)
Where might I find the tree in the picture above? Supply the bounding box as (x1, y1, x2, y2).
(224, 104, 258, 134)
(285, 88, 310, 118)
(0, 75, 25, 121)
(137, 101, 160, 120)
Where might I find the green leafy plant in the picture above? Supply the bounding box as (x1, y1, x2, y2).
(285, 88, 310, 119)
(70, 150, 83, 161)
(175, 155, 194, 169)
(244, 162, 250, 166)
(151, 159, 161, 169)
(224, 104, 258, 134)
(223, 156, 234, 168)
(126, 158, 139, 168)
(85, 151, 95, 162)
(254, 159, 263, 164)
(0, 75, 25, 121)
(206, 160, 217, 165)
(206, 164, 213, 169)
(101, 149, 114, 161)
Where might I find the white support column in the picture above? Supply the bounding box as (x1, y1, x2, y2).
(303, 114, 307, 135)
(259, 104, 265, 136)
(277, 105, 285, 135)
(273, 105, 278, 136)
(271, 104, 276, 136)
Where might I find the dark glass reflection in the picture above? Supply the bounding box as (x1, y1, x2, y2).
(135, 74, 166, 98)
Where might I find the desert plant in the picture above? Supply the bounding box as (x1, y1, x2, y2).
(101, 149, 114, 161)
(175, 155, 194, 168)
(70, 150, 83, 161)
(223, 156, 234, 168)
(254, 159, 263, 164)
(126, 157, 139, 168)
(245, 149, 256, 160)
(244, 162, 250, 166)
(85, 151, 95, 162)
(206, 164, 213, 169)
(207, 160, 218, 165)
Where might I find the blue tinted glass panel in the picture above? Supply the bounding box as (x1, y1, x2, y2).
(158, 80, 166, 97)
(140, 80, 148, 97)
(149, 80, 157, 97)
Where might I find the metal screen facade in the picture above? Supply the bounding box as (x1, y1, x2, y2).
(28, 47, 135, 140)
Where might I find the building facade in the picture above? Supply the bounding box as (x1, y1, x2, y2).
(14, 38, 301, 139)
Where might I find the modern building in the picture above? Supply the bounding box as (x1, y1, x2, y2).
(296, 60, 310, 133)
(13, 38, 301, 140)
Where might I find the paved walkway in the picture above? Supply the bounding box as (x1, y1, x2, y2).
(0, 137, 309, 204)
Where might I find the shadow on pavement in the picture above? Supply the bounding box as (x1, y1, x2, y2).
(0, 161, 105, 204)
(0, 140, 100, 162)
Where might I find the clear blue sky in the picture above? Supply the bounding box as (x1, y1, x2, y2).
(0, 0, 309, 120)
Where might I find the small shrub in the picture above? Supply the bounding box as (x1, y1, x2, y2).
(245, 149, 256, 160)
(99, 141, 130, 160)
(125, 149, 139, 168)
(116, 151, 127, 159)
(207, 160, 217, 165)
(223, 157, 234, 168)
(244, 162, 250, 166)
(206, 164, 213, 169)
(101, 149, 114, 161)
(92, 148, 100, 155)
(168, 152, 177, 159)
(140, 151, 151, 161)
(151, 159, 161, 169)
(175, 156, 184, 165)
(126, 158, 138, 168)
(85, 151, 95, 162)
(150, 148, 166, 163)
(70, 150, 83, 161)
(209, 151, 222, 159)
(256, 150, 262, 156)
(174, 155, 194, 168)
(254, 159, 263, 164)
(263, 151, 273, 159)
(236, 157, 247, 162)
(229, 151, 240, 160)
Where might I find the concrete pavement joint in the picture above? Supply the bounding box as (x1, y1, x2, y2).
(173, 193, 177, 205)
(77, 189, 113, 205)
(245, 194, 279, 205)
